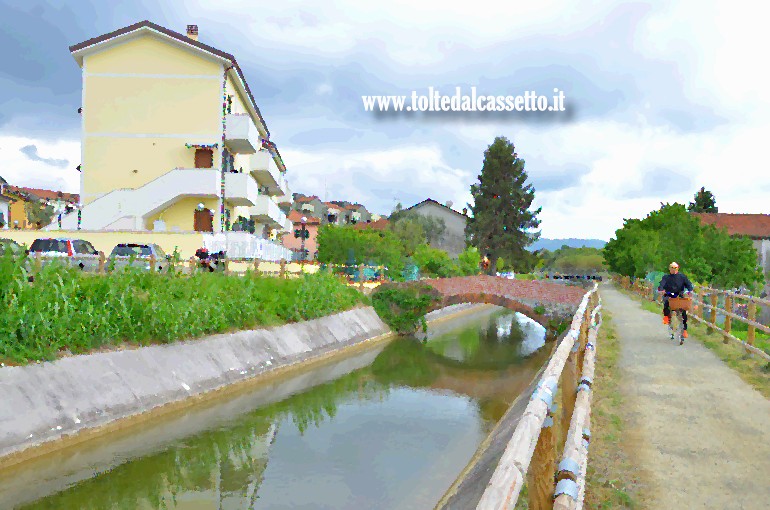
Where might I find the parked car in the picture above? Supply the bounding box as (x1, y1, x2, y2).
(28, 238, 101, 271)
(0, 238, 23, 257)
(108, 243, 169, 272)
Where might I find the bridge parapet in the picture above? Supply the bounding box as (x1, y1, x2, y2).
(371, 275, 587, 338)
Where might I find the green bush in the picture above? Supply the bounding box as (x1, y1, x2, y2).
(371, 282, 442, 335)
(412, 244, 457, 278)
(0, 254, 364, 364)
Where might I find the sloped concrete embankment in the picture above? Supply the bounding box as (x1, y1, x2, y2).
(0, 303, 480, 466)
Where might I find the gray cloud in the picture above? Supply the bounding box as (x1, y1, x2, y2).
(19, 145, 69, 168)
(623, 167, 693, 199)
(530, 164, 591, 192)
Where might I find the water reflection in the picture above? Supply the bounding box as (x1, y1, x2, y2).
(15, 308, 547, 510)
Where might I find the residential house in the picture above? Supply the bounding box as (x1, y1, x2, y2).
(346, 204, 371, 224)
(0, 195, 10, 230)
(352, 217, 390, 231)
(404, 198, 468, 257)
(323, 202, 347, 225)
(49, 20, 292, 238)
(282, 210, 321, 260)
(293, 195, 327, 219)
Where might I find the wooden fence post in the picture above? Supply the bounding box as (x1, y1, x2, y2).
(358, 264, 365, 291)
(561, 345, 578, 446)
(98, 251, 106, 274)
(188, 256, 196, 275)
(528, 404, 557, 510)
(253, 258, 260, 275)
(698, 289, 706, 319)
(34, 251, 42, 275)
(279, 258, 286, 278)
(578, 307, 590, 373)
(149, 254, 156, 273)
(723, 294, 732, 343)
(747, 301, 756, 351)
(224, 258, 230, 276)
(709, 293, 718, 334)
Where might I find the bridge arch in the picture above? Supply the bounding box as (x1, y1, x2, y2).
(372, 275, 587, 339)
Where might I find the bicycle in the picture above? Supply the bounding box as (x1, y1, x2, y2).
(660, 291, 692, 345)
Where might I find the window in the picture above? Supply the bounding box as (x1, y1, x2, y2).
(74, 240, 97, 255)
(111, 244, 151, 257)
(30, 239, 68, 253)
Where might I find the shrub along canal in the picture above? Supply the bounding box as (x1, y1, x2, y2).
(2, 305, 551, 510)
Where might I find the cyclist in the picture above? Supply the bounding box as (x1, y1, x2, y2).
(658, 262, 694, 342)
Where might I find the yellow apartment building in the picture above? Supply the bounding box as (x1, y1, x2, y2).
(47, 20, 292, 236)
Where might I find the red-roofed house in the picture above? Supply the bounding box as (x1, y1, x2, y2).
(282, 210, 321, 260)
(352, 218, 390, 231)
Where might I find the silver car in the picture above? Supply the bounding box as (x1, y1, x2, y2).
(28, 238, 101, 272)
(108, 243, 169, 272)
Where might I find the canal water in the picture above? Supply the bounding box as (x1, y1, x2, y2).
(2, 305, 550, 510)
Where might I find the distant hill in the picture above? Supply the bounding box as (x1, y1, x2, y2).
(527, 238, 607, 251)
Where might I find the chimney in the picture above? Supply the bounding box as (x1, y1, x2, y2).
(186, 25, 198, 41)
(445, 200, 453, 208)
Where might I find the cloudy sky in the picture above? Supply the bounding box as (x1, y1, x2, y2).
(1, 0, 767, 240)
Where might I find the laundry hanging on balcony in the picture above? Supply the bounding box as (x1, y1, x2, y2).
(184, 143, 219, 149)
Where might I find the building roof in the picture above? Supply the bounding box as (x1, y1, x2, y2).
(295, 195, 320, 204)
(69, 20, 270, 138)
(405, 198, 467, 218)
(324, 202, 342, 210)
(353, 218, 390, 231)
(692, 212, 770, 239)
(288, 210, 320, 225)
(8, 186, 80, 203)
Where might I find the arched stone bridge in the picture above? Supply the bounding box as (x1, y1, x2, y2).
(373, 275, 589, 339)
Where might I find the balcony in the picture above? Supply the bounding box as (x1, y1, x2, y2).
(249, 151, 283, 195)
(249, 195, 287, 229)
(225, 114, 260, 154)
(274, 175, 292, 205)
(224, 172, 259, 206)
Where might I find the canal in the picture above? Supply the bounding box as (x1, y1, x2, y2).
(1, 305, 551, 510)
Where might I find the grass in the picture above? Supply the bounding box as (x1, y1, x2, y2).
(621, 286, 770, 400)
(584, 312, 648, 509)
(0, 252, 367, 365)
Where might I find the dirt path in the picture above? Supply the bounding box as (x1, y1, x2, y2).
(601, 284, 770, 509)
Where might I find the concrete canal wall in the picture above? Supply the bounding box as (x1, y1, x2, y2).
(0, 303, 481, 466)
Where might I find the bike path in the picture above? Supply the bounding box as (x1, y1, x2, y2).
(601, 285, 770, 509)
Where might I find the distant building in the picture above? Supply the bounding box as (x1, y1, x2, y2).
(283, 210, 321, 260)
(404, 198, 468, 257)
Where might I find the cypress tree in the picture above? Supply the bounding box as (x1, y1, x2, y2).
(466, 136, 541, 274)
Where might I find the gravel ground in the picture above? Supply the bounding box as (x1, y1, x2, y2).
(602, 284, 770, 509)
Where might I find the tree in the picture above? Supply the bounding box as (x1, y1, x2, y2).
(389, 217, 425, 256)
(316, 225, 406, 276)
(389, 204, 446, 248)
(26, 201, 55, 227)
(465, 137, 541, 274)
(687, 187, 718, 213)
(603, 202, 763, 290)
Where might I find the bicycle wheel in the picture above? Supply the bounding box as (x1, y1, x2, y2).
(677, 310, 685, 345)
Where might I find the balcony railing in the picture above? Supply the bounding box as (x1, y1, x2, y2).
(249, 151, 283, 195)
(224, 172, 259, 206)
(225, 114, 260, 154)
(202, 232, 293, 261)
(249, 195, 287, 229)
